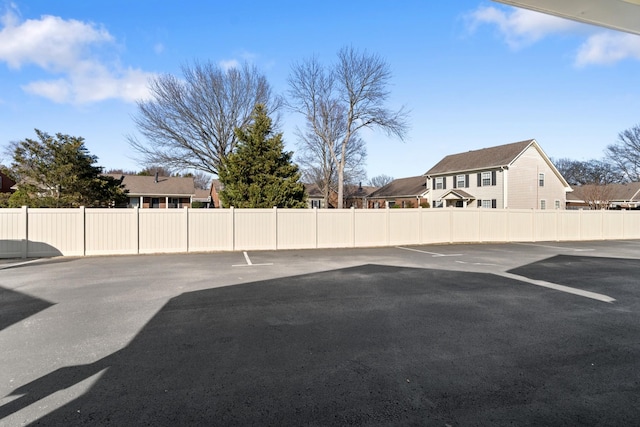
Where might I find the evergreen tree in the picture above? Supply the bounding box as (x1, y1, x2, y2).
(219, 105, 306, 208)
(10, 130, 128, 208)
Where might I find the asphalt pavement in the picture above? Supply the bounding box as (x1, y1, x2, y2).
(1, 241, 640, 425)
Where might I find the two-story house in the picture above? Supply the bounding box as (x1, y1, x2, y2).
(425, 139, 571, 209)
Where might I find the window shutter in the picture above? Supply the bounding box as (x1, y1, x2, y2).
(432, 179, 436, 190)
(465, 174, 469, 188)
(443, 177, 447, 190)
(453, 177, 457, 188)
(477, 173, 482, 187)
(491, 171, 497, 186)
(478, 199, 482, 208)
(492, 199, 497, 209)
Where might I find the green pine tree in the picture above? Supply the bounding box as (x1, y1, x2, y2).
(10, 130, 128, 208)
(219, 105, 307, 208)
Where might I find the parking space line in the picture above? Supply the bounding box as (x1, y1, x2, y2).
(396, 247, 462, 257)
(514, 243, 594, 252)
(497, 272, 615, 303)
(0, 259, 42, 270)
(232, 251, 273, 267)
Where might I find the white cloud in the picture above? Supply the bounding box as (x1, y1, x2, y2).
(0, 7, 155, 104)
(466, 5, 580, 49)
(466, 5, 640, 66)
(576, 32, 640, 66)
(219, 59, 240, 71)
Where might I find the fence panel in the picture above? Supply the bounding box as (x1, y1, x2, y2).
(277, 209, 317, 249)
(234, 209, 276, 250)
(317, 210, 353, 248)
(506, 210, 535, 242)
(623, 210, 640, 239)
(451, 209, 481, 243)
(479, 209, 508, 242)
(86, 208, 138, 255)
(389, 209, 421, 246)
(355, 210, 387, 247)
(188, 209, 233, 252)
(27, 208, 83, 256)
(534, 210, 559, 242)
(138, 209, 188, 254)
(0, 208, 26, 258)
(421, 209, 452, 244)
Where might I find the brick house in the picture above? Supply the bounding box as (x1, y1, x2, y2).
(425, 139, 571, 209)
(366, 176, 429, 208)
(107, 174, 196, 208)
(567, 182, 640, 210)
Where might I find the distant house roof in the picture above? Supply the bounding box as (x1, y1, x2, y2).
(344, 184, 377, 199)
(425, 140, 535, 175)
(368, 176, 428, 199)
(569, 182, 640, 203)
(304, 183, 324, 198)
(105, 174, 195, 197)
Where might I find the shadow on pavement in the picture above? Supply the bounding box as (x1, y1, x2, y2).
(0, 287, 54, 331)
(3, 262, 640, 425)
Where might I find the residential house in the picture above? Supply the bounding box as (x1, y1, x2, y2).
(0, 171, 16, 194)
(567, 182, 640, 210)
(303, 182, 377, 208)
(366, 176, 429, 208)
(425, 139, 571, 209)
(305, 183, 327, 208)
(192, 179, 223, 208)
(107, 173, 196, 208)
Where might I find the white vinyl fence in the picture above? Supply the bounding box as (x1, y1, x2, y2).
(1, 206, 639, 258)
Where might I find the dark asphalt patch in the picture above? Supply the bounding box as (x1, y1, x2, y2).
(7, 264, 640, 425)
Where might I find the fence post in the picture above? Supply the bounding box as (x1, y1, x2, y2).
(273, 206, 278, 250)
(314, 207, 318, 249)
(133, 207, 140, 254)
(21, 205, 28, 259)
(80, 206, 86, 256)
(351, 207, 356, 247)
(386, 205, 391, 246)
(184, 206, 190, 252)
(230, 207, 235, 251)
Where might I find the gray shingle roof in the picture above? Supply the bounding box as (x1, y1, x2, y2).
(368, 176, 427, 198)
(425, 140, 534, 175)
(105, 174, 195, 196)
(569, 182, 640, 202)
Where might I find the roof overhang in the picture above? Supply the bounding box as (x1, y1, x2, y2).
(492, 0, 640, 35)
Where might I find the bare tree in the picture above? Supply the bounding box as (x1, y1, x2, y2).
(553, 158, 621, 186)
(368, 174, 394, 188)
(606, 124, 640, 182)
(129, 61, 281, 176)
(295, 110, 367, 207)
(288, 47, 409, 208)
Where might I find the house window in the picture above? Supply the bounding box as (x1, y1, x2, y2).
(555, 200, 560, 209)
(435, 177, 444, 190)
(482, 172, 491, 186)
(311, 199, 321, 208)
(456, 175, 465, 188)
(169, 198, 181, 208)
(388, 201, 396, 208)
(455, 200, 463, 208)
(435, 200, 443, 208)
(539, 173, 545, 187)
(540, 199, 546, 210)
(479, 199, 497, 209)
(151, 198, 160, 208)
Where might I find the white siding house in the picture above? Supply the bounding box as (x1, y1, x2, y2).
(424, 139, 571, 209)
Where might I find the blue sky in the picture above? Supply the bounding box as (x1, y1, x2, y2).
(1, 0, 639, 181)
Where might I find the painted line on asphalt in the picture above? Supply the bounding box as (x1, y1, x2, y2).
(0, 259, 43, 270)
(497, 271, 615, 303)
(456, 260, 499, 266)
(232, 251, 273, 267)
(514, 242, 595, 252)
(396, 246, 462, 257)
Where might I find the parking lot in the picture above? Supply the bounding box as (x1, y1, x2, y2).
(2, 240, 640, 425)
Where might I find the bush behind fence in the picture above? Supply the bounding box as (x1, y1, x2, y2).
(1, 207, 639, 258)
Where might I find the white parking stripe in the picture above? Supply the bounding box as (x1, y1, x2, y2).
(498, 271, 615, 303)
(232, 252, 273, 267)
(397, 246, 462, 257)
(514, 242, 594, 252)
